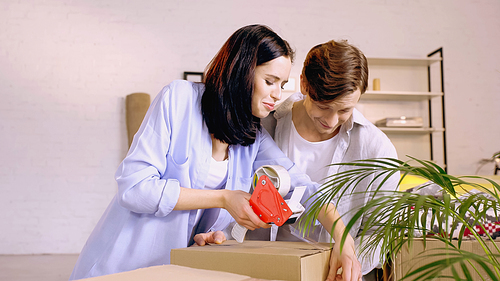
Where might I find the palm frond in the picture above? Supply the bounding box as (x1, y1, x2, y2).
(493, 151, 500, 159)
(297, 157, 500, 280)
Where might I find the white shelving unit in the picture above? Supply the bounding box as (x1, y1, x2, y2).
(363, 90, 443, 101)
(360, 49, 447, 170)
(367, 57, 441, 66)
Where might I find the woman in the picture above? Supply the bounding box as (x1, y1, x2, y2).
(70, 25, 361, 281)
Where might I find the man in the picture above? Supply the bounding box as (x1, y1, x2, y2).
(259, 40, 399, 280)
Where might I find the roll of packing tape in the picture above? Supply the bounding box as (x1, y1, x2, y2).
(253, 165, 290, 197)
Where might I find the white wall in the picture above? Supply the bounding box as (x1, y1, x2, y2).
(1, 0, 499, 254)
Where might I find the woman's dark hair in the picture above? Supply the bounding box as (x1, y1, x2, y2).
(202, 24, 294, 146)
(302, 40, 368, 102)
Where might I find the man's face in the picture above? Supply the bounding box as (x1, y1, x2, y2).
(302, 88, 361, 136)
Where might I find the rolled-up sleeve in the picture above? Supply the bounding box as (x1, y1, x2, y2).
(115, 85, 180, 216)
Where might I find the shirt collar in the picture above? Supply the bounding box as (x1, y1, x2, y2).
(347, 108, 371, 130)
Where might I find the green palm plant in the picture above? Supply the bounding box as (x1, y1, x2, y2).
(299, 156, 500, 280)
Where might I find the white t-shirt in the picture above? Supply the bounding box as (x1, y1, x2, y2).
(287, 121, 338, 184)
(204, 157, 229, 189)
(194, 157, 229, 231)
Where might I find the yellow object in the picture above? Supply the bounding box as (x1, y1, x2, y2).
(399, 175, 500, 195)
(399, 175, 428, 191)
(372, 78, 380, 91)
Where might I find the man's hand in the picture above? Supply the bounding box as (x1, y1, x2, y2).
(327, 237, 361, 281)
(315, 203, 362, 280)
(193, 231, 227, 246)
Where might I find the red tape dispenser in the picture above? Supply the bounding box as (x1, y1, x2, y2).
(250, 174, 292, 226)
(231, 165, 306, 243)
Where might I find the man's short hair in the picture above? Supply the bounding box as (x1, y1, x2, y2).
(302, 40, 368, 102)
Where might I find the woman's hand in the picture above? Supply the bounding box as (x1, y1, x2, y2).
(174, 188, 269, 230)
(327, 235, 361, 281)
(223, 190, 270, 230)
(193, 231, 226, 246)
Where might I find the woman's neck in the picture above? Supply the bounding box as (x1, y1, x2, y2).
(211, 135, 229, 161)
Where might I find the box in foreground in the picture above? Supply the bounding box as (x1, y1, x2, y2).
(171, 240, 333, 281)
(81, 264, 253, 281)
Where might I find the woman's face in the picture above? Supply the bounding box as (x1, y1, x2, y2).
(252, 56, 292, 118)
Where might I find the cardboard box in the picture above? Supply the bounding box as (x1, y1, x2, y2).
(393, 238, 500, 281)
(81, 264, 255, 281)
(171, 240, 333, 281)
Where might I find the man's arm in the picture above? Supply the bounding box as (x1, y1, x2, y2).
(317, 203, 362, 281)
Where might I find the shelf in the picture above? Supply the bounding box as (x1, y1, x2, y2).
(377, 127, 445, 133)
(364, 48, 446, 170)
(367, 57, 442, 66)
(363, 91, 443, 101)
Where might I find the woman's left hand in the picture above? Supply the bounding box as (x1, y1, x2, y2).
(193, 230, 226, 246)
